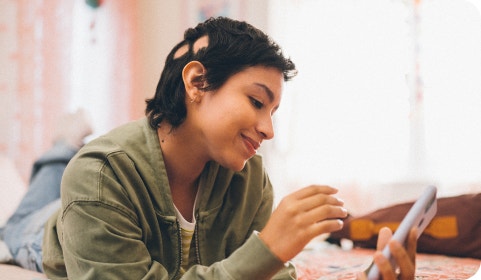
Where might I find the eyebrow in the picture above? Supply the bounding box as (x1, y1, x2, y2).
(254, 83, 274, 103)
(253, 83, 280, 111)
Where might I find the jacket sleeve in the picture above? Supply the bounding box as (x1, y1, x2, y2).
(184, 233, 297, 280)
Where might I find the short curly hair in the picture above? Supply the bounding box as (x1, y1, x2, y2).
(145, 17, 297, 129)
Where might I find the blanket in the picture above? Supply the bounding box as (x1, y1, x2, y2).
(293, 242, 480, 280)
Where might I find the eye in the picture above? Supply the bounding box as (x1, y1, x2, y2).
(250, 97, 264, 109)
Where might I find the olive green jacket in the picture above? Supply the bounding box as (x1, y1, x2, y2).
(42, 118, 296, 279)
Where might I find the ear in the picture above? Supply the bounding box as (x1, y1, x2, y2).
(182, 61, 206, 102)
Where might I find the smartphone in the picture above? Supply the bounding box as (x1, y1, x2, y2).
(366, 185, 438, 280)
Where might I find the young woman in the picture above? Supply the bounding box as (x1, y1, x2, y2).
(42, 17, 416, 279)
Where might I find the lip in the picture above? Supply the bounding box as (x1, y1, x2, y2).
(242, 135, 261, 156)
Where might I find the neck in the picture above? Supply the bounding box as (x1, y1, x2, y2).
(157, 123, 207, 188)
(158, 123, 207, 222)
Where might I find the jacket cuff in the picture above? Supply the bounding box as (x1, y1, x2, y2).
(221, 232, 293, 279)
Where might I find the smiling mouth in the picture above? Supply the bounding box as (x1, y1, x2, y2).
(242, 135, 260, 155)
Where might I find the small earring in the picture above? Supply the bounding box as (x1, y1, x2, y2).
(190, 95, 198, 103)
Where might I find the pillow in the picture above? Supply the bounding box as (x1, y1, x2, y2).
(327, 193, 481, 259)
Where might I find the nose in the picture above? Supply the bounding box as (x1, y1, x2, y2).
(257, 114, 275, 140)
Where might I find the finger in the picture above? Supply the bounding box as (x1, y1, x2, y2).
(406, 227, 417, 264)
(311, 218, 344, 235)
(306, 204, 348, 223)
(377, 227, 393, 251)
(299, 193, 345, 213)
(373, 252, 397, 280)
(389, 241, 415, 280)
(292, 185, 339, 200)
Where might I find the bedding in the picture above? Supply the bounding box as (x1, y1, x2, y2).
(1, 242, 479, 279)
(0, 264, 46, 279)
(293, 241, 481, 280)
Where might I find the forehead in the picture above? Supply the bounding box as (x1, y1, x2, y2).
(229, 66, 284, 100)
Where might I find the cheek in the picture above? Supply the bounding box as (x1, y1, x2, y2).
(201, 109, 244, 147)
(202, 98, 245, 125)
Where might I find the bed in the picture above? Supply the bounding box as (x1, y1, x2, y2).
(0, 264, 47, 279)
(293, 241, 480, 279)
(0, 243, 479, 279)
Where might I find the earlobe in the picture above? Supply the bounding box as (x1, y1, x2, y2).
(183, 61, 206, 102)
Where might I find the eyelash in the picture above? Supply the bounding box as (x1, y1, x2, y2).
(250, 97, 263, 109)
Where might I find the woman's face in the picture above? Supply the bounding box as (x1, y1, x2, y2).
(194, 66, 284, 171)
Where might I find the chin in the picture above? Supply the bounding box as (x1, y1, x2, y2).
(230, 162, 248, 172)
(221, 159, 248, 172)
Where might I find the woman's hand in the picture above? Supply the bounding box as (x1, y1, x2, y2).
(259, 185, 348, 262)
(357, 227, 417, 280)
